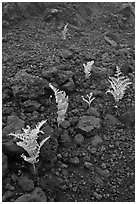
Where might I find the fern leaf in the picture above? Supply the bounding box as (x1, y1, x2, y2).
(107, 66, 131, 102)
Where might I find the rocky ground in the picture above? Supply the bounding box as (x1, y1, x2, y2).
(2, 2, 135, 202)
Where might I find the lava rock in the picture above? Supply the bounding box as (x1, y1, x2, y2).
(60, 120, 71, 129)
(93, 192, 102, 200)
(55, 70, 75, 86)
(74, 134, 84, 146)
(96, 167, 110, 178)
(69, 156, 80, 165)
(9, 69, 49, 100)
(104, 36, 118, 47)
(76, 116, 101, 137)
(103, 114, 122, 127)
(2, 154, 8, 178)
(86, 107, 100, 117)
(2, 140, 24, 156)
(94, 176, 104, 189)
(15, 187, 47, 202)
(70, 116, 79, 126)
(22, 100, 41, 112)
(2, 115, 25, 141)
(84, 161, 94, 171)
(119, 109, 135, 126)
(59, 49, 73, 59)
(119, 3, 135, 18)
(2, 88, 12, 101)
(62, 77, 75, 93)
(40, 137, 58, 163)
(91, 65, 108, 79)
(2, 190, 14, 202)
(91, 135, 103, 147)
(60, 131, 71, 147)
(41, 66, 58, 79)
(18, 175, 34, 192)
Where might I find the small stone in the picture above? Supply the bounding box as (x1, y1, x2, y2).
(62, 169, 69, 176)
(96, 167, 110, 178)
(2, 115, 25, 139)
(41, 67, 58, 79)
(5, 183, 15, 191)
(60, 120, 71, 129)
(104, 36, 118, 47)
(69, 157, 80, 165)
(120, 3, 135, 17)
(84, 155, 90, 162)
(90, 147, 97, 154)
(119, 110, 135, 126)
(101, 163, 107, 169)
(93, 192, 102, 200)
(60, 131, 71, 147)
(23, 100, 41, 112)
(74, 134, 84, 146)
(94, 176, 104, 188)
(60, 163, 68, 168)
(62, 78, 75, 93)
(2, 190, 14, 202)
(92, 135, 103, 147)
(15, 187, 47, 202)
(86, 107, 100, 117)
(18, 175, 34, 192)
(72, 186, 78, 192)
(59, 49, 73, 59)
(104, 114, 122, 127)
(84, 162, 94, 171)
(2, 154, 8, 178)
(11, 173, 18, 182)
(70, 116, 79, 126)
(77, 116, 101, 137)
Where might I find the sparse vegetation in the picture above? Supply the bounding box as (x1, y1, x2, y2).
(2, 2, 134, 202)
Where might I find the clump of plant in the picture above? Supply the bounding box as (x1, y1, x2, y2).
(9, 120, 50, 173)
(62, 23, 68, 40)
(82, 92, 95, 107)
(49, 83, 68, 126)
(106, 65, 132, 103)
(83, 60, 94, 79)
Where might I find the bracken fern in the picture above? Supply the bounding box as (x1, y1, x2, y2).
(106, 65, 132, 102)
(9, 120, 50, 172)
(49, 83, 68, 126)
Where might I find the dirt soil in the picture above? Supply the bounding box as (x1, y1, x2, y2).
(2, 2, 135, 202)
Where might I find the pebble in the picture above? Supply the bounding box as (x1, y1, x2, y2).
(74, 134, 84, 146)
(17, 175, 34, 192)
(101, 163, 107, 169)
(2, 190, 14, 202)
(93, 192, 102, 200)
(92, 135, 103, 147)
(60, 120, 71, 129)
(89, 147, 97, 154)
(84, 162, 94, 171)
(69, 156, 80, 165)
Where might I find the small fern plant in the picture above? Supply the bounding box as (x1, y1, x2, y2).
(49, 83, 68, 127)
(9, 120, 50, 172)
(106, 65, 132, 103)
(82, 92, 95, 107)
(83, 60, 94, 79)
(62, 23, 68, 40)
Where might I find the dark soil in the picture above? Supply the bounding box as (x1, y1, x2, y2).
(2, 2, 135, 202)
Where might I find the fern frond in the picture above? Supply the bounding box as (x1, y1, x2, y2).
(62, 23, 68, 40)
(83, 61, 94, 79)
(107, 66, 132, 102)
(49, 83, 68, 126)
(9, 120, 50, 166)
(82, 92, 95, 107)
